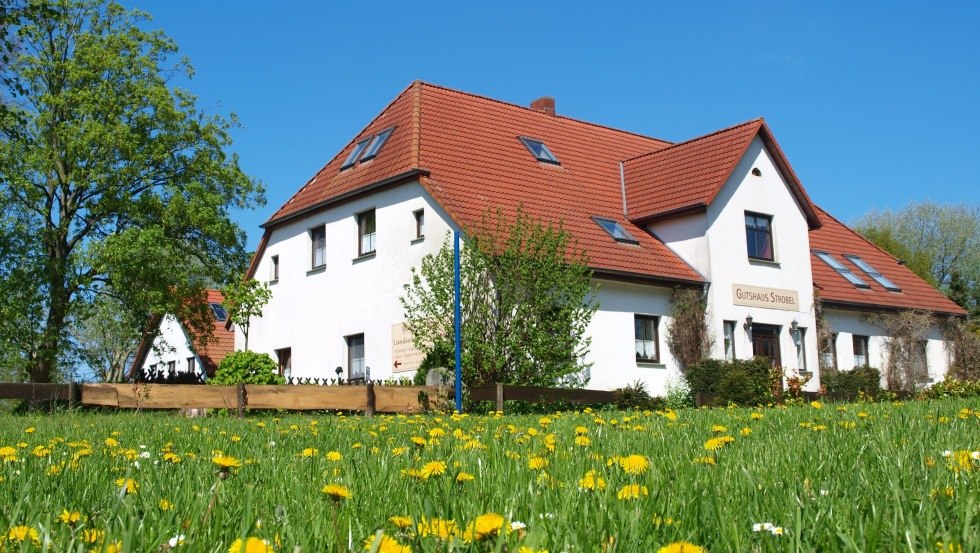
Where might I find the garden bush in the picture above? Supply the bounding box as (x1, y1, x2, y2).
(612, 380, 667, 411)
(209, 351, 284, 385)
(923, 376, 980, 399)
(685, 357, 774, 406)
(821, 366, 882, 398)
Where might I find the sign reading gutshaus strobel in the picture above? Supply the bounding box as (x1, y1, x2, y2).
(731, 284, 800, 311)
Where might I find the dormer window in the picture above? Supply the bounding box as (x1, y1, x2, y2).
(519, 137, 560, 164)
(844, 254, 901, 292)
(210, 303, 228, 321)
(593, 216, 639, 244)
(814, 251, 870, 288)
(360, 127, 394, 162)
(340, 137, 372, 170)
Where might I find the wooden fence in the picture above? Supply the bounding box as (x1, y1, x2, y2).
(0, 381, 621, 414)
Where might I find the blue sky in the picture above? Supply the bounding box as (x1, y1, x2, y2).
(128, 1, 979, 251)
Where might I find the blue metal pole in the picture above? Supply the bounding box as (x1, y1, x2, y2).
(453, 230, 463, 413)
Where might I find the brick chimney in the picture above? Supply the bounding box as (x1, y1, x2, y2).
(530, 96, 556, 116)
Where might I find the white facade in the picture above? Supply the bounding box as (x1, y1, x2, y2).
(140, 314, 203, 376)
(244, 142, 954, 395)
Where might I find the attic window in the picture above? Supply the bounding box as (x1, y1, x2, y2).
(813, 251, 870, 289)
(210, 303, 228, 321)
(593, 216, 639, 244)
(360, 127, 394, 162)
(519, 137, 560, 164)
(340, 137, 372, 170)
(844, 254, 901, 292)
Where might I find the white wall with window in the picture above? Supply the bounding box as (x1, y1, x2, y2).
(140, 314, 203, 376)
(651, 136, 819, 388)
(243, 181, 455, 381)
(584, 281, 678, 393)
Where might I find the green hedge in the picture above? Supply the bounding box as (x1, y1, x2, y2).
(684, 357, 774, 406)
(209, 351, 284, 385)
(821, 366, 882, 398)
(923, 376, 980, 399)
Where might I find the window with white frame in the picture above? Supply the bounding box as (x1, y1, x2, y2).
(358, 209, 376, 256)
(853, 335, 869, 367)
(310, 225, 326, 269)
(820, 332, 838, 371)
(346, 334, 365, 380)
(271, 255, 279, 281)
(634, 315, 660, 363)
(723, 320, 736, 361)
(413, 209, 424, 239)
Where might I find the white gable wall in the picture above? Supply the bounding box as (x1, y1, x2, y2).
(141, 314, 202, 375)
(244, 181, 456, 381)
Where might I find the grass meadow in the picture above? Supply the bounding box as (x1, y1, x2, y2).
(0, 398, 977, 553)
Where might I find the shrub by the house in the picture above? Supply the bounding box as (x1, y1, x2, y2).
(685, 358, 774, 406)
(209, 351, 284, 386)
(821, 366, 882, 398)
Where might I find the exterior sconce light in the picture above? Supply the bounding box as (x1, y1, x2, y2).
(790, 319, 800, 346)
(365, 366, 371, 381)
(335, 366, 343, 382)
(744, 314, 753, 331)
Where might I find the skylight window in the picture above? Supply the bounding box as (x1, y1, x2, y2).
(519, 137, 560, 164)
(593, 216, 639, 244)
(340, 137, 372, 170)
(210, 303, 228, 321)
(844, 254, 901, 291)
(814, 251, 870, 288)
(360, 127, 394, 162)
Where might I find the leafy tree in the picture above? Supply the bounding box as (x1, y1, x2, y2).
(0, 0, 263, 382)
(222, 277, 271, 351)
(401, 207, 597, 388)
(208, 350, 283, 386)
(666, 286, 713, 371)
(852, 201, 980, 316)
(71, 292, 140, 382)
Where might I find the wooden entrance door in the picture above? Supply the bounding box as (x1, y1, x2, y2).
(752, 324, 782, 368)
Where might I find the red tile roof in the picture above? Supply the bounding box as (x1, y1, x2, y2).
(623, 118, 821, 228)
(809, 206, 965, 315)
(251, 81, 961, 315)
(129, 289, 236, 378)
(263, 81, 704, 283)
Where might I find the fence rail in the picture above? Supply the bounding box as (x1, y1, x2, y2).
(469, 384, 616, 412)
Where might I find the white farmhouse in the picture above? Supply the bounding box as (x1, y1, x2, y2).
(241, 82, 964, 393)
(131, 289, 235, 378)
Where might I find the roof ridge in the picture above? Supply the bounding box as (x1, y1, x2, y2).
(415, 80, 673, 146)
(623, 117, 764, 164)
(411, 80, 422, 167)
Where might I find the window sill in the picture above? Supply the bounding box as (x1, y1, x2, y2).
(636, 361, 666, 369)
(306, 266, 326, 276)
(410, 236, 425, 244)
(352, 252, 376, 264)
(268, 279, 279, 285)
(749, 258, 780, 268)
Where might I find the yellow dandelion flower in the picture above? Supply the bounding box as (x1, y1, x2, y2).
(658, 542, 705, 553)
(228, 537, 273, 553)
(115, 478, 139, 495)
(579, 470, 606, 491)
(619, 454, 650, 475)
(810, 400, 823, 409)
(416, 517, 457, 540)
(6, 525, 40, 546)
(410, 436, 426, 447)
(456, 471, 475, 483)
(58, 510, 83, 525)
(575, 426, 588, 435)
(693, 456, 716, 465)
(363, 533, 411, 553)
(212, 455, 243, 474)
(326, 451, 342, 462)
(575, 436, 591, 447)
(104, 438, 119, 448)
(750, 412, 764, 420)
(24, 427, 35, 433)
(937, 541, 963, 553)
(428, 428, 445, 438)
(32, 445, 51, 457)
(617, 484, 649, 500)
(392, 447, 408, 456)
(82, 528, 105, 544)
(321, 483, 352, 502)
(389, 516, 413, 529)
(0, 446, 18, 462)
(528, 456, 549, 470)
(711, 425, 727, 433)
(159, 498, 175, 511)
(300, 448, 318, 457)
(420, 460, 447, 479)
(163, 452, 182, 463)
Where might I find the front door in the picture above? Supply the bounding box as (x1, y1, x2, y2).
(751, 324, 782, 368)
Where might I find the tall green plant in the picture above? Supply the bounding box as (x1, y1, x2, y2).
(222, 277, 271, 351)
(401, 207, 597, 388)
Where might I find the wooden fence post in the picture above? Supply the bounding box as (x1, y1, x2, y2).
(68, 381, 79, 410)
(365, 382, 376, 417)
(495, 383, 504, 413)
(236, 383, 246, 418)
